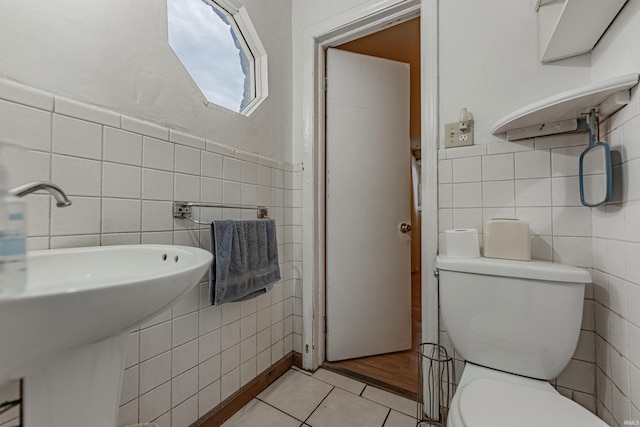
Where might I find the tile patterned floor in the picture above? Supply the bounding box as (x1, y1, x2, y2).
(221, 368, 418, 427)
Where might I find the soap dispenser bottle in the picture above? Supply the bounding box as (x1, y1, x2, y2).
(0, 143, 26, 294)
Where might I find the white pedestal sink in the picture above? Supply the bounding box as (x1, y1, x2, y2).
(0, 245, 213, 427)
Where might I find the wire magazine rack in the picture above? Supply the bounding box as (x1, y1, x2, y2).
(417, 343, 455, 426)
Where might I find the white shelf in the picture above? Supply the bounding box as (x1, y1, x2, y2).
(491, 73, 639, 141)
(536, 0, 628, 63)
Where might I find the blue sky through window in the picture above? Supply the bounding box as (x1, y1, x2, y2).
(168, 0, 251, 112)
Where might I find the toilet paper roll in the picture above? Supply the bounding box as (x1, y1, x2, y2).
(445, 229, 480, 259)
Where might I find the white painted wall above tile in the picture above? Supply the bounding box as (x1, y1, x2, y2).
(0, 0, 293, 162)
(439, 0, 591, 146)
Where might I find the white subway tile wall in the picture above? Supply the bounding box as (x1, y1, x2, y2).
(439, 100, 640, 425)
(438, 132, 600, 414)
(590, 108, 640, 427)
(0, 78, 303, 427)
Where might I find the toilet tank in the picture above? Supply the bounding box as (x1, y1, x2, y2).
(437, 255, 591, 380)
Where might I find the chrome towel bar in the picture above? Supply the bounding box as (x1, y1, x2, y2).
(173, 201, 269, 224)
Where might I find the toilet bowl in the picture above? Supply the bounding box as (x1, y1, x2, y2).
(447, 364, 607, 427)
(436, 256, 607, 427)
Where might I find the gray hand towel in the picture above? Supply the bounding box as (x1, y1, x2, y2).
(210, 219, 281, 305)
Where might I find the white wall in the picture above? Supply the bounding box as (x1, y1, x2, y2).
(588, 105, 640, 427)
(439, 0, 640, 424)
(592, 1, 640, 82)
(0, 1, 297, 425)
(291, 0, 378, 164)
(437, 0, 640, 422)
(438, 134, 600, 412)
(291, 0, 623, 421)
(0, 0, 293, 162)
(438, 0, 591, 143)
(292, 0, 369, 26)
(0, 78, 301, 426)
(587, 2, 640, 425)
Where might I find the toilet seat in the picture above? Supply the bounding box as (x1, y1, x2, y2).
(449, 378, 607, 427)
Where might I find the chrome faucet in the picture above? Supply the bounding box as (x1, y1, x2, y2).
(9, 181, 72, 207)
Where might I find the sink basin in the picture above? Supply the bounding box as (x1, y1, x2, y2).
(0, 244, 212, 427)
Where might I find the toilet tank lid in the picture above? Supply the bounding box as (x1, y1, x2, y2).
(436, 255, 591, 283)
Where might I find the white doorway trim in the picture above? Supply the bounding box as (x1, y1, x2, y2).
(299, 0, 439, 371)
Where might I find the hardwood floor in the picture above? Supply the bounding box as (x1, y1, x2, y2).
(323, 272, 422, 398)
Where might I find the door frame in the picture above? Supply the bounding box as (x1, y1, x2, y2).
(300, 0, 439, 372)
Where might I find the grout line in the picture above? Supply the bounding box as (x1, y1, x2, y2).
(302, 385, 334, 425)
(381, 408, 391, 427)
(255, 394, 314, 424)
(359, 389, 418, 420)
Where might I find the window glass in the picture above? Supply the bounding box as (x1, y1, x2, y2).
(167, 0, 254, 112)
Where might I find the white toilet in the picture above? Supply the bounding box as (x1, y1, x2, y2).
(437, 255, 608, 427)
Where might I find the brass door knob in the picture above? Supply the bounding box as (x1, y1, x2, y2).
(400, 223, 412, 233)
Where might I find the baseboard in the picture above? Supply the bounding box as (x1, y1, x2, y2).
(293, 351, 302, 369)
(192, 351, 302, 427)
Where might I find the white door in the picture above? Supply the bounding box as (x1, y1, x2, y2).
(325, 48, 412, 361)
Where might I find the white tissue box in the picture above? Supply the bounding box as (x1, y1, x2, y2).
(483, 219, 530, 261)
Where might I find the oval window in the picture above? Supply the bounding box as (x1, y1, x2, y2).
(167, 0, 266, 114)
